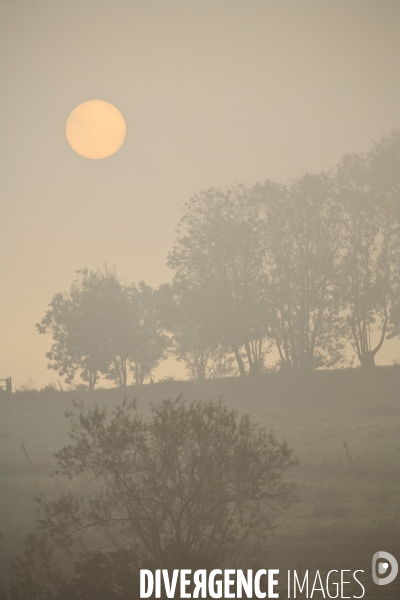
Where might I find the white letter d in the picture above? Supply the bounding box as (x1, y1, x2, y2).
(141, 570, 154, 598)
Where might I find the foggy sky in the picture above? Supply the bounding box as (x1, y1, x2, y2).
(1, 0, 400, 388)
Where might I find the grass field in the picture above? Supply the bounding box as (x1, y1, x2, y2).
(1, 367, 400, 598)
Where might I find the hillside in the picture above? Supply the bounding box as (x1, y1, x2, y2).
(1, 367, 400, 597)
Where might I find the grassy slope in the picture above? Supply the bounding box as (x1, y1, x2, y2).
(1, 367, 400, 597)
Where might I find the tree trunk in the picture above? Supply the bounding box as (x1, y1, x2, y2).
(196, 355, 206, 380)
(244, 341, 256, 377)
(121, 355, 127, 388)
(358, 351, 376, 369)
(88, 371, 97, 391)
(234, 347, 247, 377)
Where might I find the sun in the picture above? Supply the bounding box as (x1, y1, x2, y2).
(66, 100, 126, 159)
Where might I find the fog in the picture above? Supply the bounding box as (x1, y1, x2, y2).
(1, 0, 400, 388)
(1, 4, 400, 597)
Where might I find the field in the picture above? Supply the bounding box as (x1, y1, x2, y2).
(1, 367, 400, 598)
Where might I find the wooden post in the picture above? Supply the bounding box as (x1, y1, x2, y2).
(343, 441, 356, 472)
(21, 443, 33, 467)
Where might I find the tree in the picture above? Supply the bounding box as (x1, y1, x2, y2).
(8, 536, 139, 600)
(369, 130, 400, 349)
(56, 550, 139, 600)
(167, 185, 270, 377)
(37, 270, 170, 389)
(36, 267, 125, 390)
(8, 533, 62, 600)
(337, 130, 400, 368)
(127, 282, 171, 385)
(173, 315, 235, 380)
(36, 396, 297, 570)
(163, 282, 236, 380)
(255, 174, 346, 372)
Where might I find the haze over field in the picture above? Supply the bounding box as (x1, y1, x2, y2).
(1, 5, 400, 597)
(1, 0, 400, 388)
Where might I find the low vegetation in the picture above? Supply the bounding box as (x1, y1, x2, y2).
(0, 367, 399, 598)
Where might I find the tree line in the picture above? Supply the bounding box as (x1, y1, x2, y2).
(37, 130, 400, 389)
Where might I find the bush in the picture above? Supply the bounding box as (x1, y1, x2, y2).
(12, 396, 298, 597)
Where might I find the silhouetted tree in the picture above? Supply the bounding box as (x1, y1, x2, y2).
(37, 269, 170, 389)
(337, 129, 400, 368)
(168, 185, 270, 376)
(255, 174, 346, 372)
(8, 537, 139, 600)
(36, 397, 297, 570)
(56, 550, 140, 600)
(162, 282, 236, 380)
(128, 282, 170, 385)
(36, 267, 125, 390)
(8, 533, 62, 600)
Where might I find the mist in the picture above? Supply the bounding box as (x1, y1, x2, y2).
(1, 0, 400, 387)
(0, 2, 400, 599)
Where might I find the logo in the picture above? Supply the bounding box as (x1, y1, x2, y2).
(372, 551, 398, 586)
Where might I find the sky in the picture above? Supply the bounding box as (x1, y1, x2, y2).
(1, 0, 400, 389)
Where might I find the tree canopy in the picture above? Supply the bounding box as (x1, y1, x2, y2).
(37, 397, 297, 568)
(37, 130, 400, 381)
(37, 268, 170, 389)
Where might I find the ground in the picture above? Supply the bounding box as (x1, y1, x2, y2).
(0, 367, 399, 598)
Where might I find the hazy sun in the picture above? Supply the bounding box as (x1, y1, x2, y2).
(66, 100, 126, 159)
